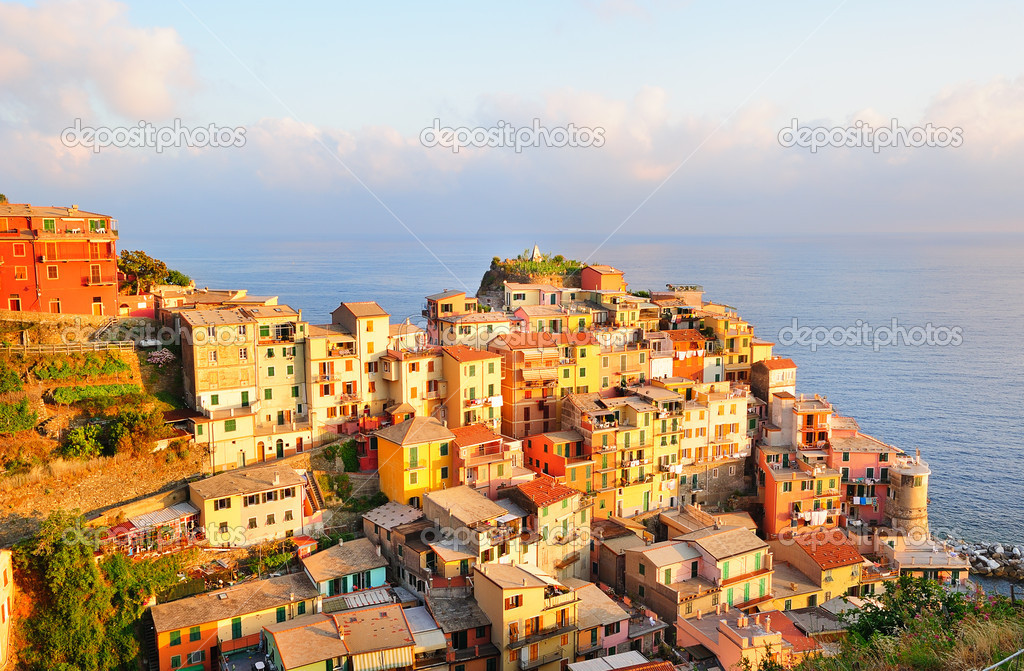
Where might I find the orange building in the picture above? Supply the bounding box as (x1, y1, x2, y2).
(0, 203, 118, 315)
(664, 329, 711, 381)
(580, 264, 626, 292)
(0, 550, 12, 671)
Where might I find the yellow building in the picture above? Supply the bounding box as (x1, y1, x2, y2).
(474, 563, 578, 671)
(380, 347, 444, 419)
(305, 323, 363, 440)
(180, 308, 258, 416)
(189, 462, 321, 547)
(442, 345, 503, 431)
(766, 531, 867, 611)
(330, 301, 392, 416)
(376, 416, 456, 507)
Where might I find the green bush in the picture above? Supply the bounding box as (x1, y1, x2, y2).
(52, 384, 139, 405)
(0, 361, 22, 392)
(340, 439, 359, 472)
(0, 397, 37, 433)
(34, 353, 130, 381)
(61, 425, 104, 458)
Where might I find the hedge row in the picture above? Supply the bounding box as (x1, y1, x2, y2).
(52, 384, 140, 404)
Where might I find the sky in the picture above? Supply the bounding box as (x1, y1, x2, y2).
(1, 0, 1023, 250)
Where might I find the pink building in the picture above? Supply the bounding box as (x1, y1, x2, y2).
(826, 417, 900, 528)
(570, 581, 631, 659)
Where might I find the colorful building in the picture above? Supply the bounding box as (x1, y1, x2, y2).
(0, 550, 12, 671)
(0, 203, 118, 315)
(500, 475, 591, 581)
(441, 345, 503, 431)
(567, 580, 630, 659)
(376, 416, 456, 507)
(149, 573, 319, 671)
(300, 537, 388, 599)
(188, 462, 324, 547)
(450, 424, 530, 498)
(425, 593, 501, 671)
(473, 563, 578, 671)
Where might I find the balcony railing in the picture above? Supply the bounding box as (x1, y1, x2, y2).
(519, 651, 562, 671)
(510, 623, 576, 649)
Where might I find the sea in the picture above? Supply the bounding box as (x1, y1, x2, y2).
(129, 232, 1024, 593)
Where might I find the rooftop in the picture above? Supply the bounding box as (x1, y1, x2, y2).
(568, 652, 651, 671)
(190, 463, 304, 500)
(758, 358, 798, 371)
(263, 613, 349, 669)
(425, 593, 491, 633)
(0, 203, 109, 218)
(425, 289, 466, 301)
(563, 580, 629, 629)
(585, 264, 624, 275)
(830, 432, 901, 454)
(443, 345, 502, 363)
(333, 604, 416, 655)
(150, 573, 317, 632)
(785, 531, 864, 570)
(629, 540, 701, 567)
(450, 423, 503, 448)
(337, 301, 389, 318)
(375, 416, 455, 445)
(679, 526, 767, 561)
(513, 475, 579, 508)
(476, 563, 566, 590)
(424, 485, 506, 526)
(180, 307, 256, 328)
(300, 538, 388, 584)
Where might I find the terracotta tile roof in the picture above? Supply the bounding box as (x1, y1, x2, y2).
(443, 345, 501, 363)
(514, 475, 578, 507)
(758, 357, 797, 370)
(620, 663, 675, 671)
(190, 462, 303, 499)
(332, 604, 415, 654)
(450, 423, 502, 448)
(769, 611, 821, 654)
(788, 530, 865, 569)
(0, 203, 109, 218)
(585, 264, 623, 275)
(491, 331, 597, 350)
(664, 329, 709, 342)
(338, 301, 389, 318)
(425, 289, 466, 301)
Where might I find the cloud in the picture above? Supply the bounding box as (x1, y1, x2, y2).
(0, 0, 194, 124)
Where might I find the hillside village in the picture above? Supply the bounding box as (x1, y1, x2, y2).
(0, 209, 1016, 671)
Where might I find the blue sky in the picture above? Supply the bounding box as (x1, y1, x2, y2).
(1, 0, 1023, 248)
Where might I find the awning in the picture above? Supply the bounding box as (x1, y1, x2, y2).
(350, 647, 415, 671)
(413, 628, 448, 653)
(521, 367, 557, 381)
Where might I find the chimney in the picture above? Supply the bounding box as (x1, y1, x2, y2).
(696, 609, 701, 620)
(715, 603, 721, 615)
(754, 613, 761, 626)
(377, 544, 382, 557)
(274, 473, 280, 485)
(764, 615, 771, 631)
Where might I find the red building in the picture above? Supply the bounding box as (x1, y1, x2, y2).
(0, 203, 118, 315)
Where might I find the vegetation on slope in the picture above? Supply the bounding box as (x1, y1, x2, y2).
(477, 249, 585, 293)
(14, 510, 191, 671)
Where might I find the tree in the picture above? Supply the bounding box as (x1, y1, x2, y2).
(0, 194, 7, 204)
(164, 269, 191, 286)
(118, 250, 168, 294)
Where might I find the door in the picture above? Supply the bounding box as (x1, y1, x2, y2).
(241, 391, 249, 407)
(276, 439, 284, 458)
(257, 441, 265, 462)
(643, 491, 650, 512)
(91, 299, 103, 316)
(295, 437, 303, 453)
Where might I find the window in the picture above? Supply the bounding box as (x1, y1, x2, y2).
(48, 298, 61, 313)
(638, 563, 645, 575)
(210, 394, 219, 405)
(277, 606, 286, 622)
(12, 243, 24, 257)
(266, 514, 276, 525)
(45, 265, 58, 280)
(170, 656, 181, 668)
(409, 472, 418, 485)
(169, 630, 181, 646)
(238, 348, 248, 361)
(213, 497, 231, 511)
(189, 626, 201, 642)
(441, 467, 449, 479)
(208, 351, 218, 364)
(248, 517, 257, 529)
(291, 385, 299, 398)
(504, 594, 521, 609)
(42, 218, 56, 232)
(638, 585, 645, 598)
(782, 481, 792, 493)
(842, 452, 850, 462)
(225, 419, 236, 432)
(187, 651, 205, 664)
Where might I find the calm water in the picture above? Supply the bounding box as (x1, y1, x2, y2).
(131, 233, 1024, 553)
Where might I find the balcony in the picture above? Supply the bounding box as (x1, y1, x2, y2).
(510, 623, 577, 649)
(326, 346, 356, 358)
(519, 651, 562, 670)
(464, 443, 512, 466)
(83, 274, 116, 286)
(576, 639, 603, 656)
(465, 395, 501, 408)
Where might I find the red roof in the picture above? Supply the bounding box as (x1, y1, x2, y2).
(492, 331, 598, 350)
(515, 475, 578, 507)
(768, 611, 821, 654)
(443, 345, 501, 363)
(620, 663, 674, 671)
(786, 530, 864, 569)
(451, 424, 502, 448)
(664, 329, 709, 342)
(759, 357, 797, 370)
